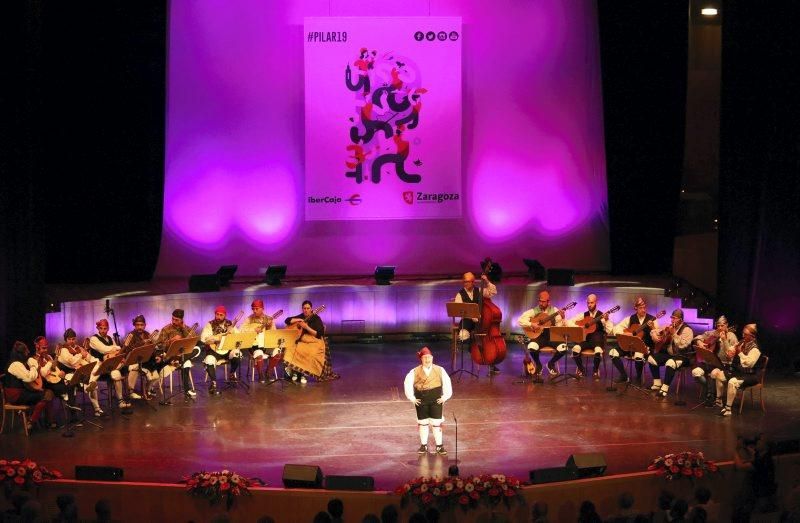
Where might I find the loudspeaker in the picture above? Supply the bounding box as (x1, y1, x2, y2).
(529, 466, 577, 484)
(282, 464, 323, 488)
(566, 453, 607, 478)
(75, 465, 124, 481)
(188, 274, 220, 292)
(547, 268, 575, 286)
(324, 475, 375, 491)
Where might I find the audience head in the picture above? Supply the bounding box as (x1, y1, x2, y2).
(327, 498, 344, 518)
(55, 494, 76, 513)
(688, 506, 707, 522)
(362, 516, 380, 523)
(95, 498, 112, 521)
(380, 504, 399, 523)
(670, 499, 689, 520)
(694, 486, 711, 504)
(20, 499, 42, 522)
(619, 492, 634, 509)
(313, 511, 333, 523)
(658, 490, 675, 510)
(408, 513, 427, 523)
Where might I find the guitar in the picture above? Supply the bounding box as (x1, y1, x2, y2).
(209, 310, 248, 355)
(623, 310, 666, 339)
(515, 335, 537, 377)
(575, 305, 621, 335)
(294, 305, 326, 342)
(523, 302, 578, 340)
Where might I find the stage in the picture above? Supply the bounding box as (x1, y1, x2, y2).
(6, 341, 798, 491)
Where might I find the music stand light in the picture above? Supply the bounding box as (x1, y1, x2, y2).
(374, 266, 395, 285)
(265, 265, 287, 286)
(217, 265, 238, 286)
(523, 259, 546, 281)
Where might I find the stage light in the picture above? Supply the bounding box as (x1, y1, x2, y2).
(374, 266, 395, 285)
(701, 7, 718, 16)
(523, 259, 546, 281)
(216, 265, 238, 286)
(265, 265, 287, 286)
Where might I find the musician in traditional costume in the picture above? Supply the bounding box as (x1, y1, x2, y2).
(33, 336, 74, 425)
(154, 309, 199, 399)
(714, 324, 763, 417)
(454, 271, 499, 373)
(403, 347, 452, 456)
(517, 291, 567, 377)
(122, 314, 157, 399)
(284, 300, 339, 383)
(239, 299, 274, 383)
(648, 309, 694, 397)
(565, 294, 614, 379)
(200, 305, 241, 394)
(88, 319, 130, 408)
(611, 297, 659, 384)
(3, 341, 50, 432)
(691, 316, 738, 403)
(57, 328, 104, 416)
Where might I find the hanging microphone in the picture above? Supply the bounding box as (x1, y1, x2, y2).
(104, 299, 110, 314)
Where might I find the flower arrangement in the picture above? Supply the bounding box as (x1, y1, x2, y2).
(647, 451, 719, 481)
(395, 474, 525, 512)
(182, 470, 262, 510)
(0, 459, 62, 491)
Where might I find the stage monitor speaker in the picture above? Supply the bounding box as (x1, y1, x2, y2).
(529, 466, 577, 484)
(188, 274, 220, 293)
(566, 453, 606, 478)
(324, 475, 375, 491)
(547, 268, 575, 286)
(75, 465, 124, 481)
(282, 464, 323, 488)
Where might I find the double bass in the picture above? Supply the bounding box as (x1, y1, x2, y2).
(470, 259, 507, 367)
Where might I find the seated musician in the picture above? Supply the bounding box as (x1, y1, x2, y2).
(122, 314, 158, 400)
(89, 319, 131, 409)
(611, 297, 658, 384)
(648, 309, 694, 397)
(239, 299, 274, 383)
(33, 336, 74, 426)
(200, 305, 241, 394)
(284, 300, 339, 383)
(3, 341, 51, 433)
(516, 290, 566, 378)
(154, 309, 199, 400)
(453, 271, 499, 374)
(57, 328, 104, 416)
(565, 294, 613, 380)
(691, 316, 738, 404)
(713, 324, 763, 417)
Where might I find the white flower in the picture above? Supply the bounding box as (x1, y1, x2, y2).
(456, 480, 464, 488)
(420, 484, 428, 492)
(445, 483, 454, 491)
(465, 483, 475, 492)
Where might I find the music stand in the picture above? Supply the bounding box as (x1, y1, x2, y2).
(263, 329, 296, 388)
(690, 347, 723, 410)
(216, 332, 256, 393)
(123, 344, 157, 410)
(63, 362, 103, 433)
(614, 334, 650, 395)
(161, 336, 200, 403)
(446, 302, 480, 381)
(548, 326, 585, 384)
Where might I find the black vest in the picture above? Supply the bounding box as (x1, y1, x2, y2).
(90, 334, 114, 360)
(630, 314, 656, 348)
(3, 358, 29, 389)
(458, 288, 480, 304)
(583, 310, 606, 344)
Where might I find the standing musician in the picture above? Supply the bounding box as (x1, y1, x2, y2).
(648, 309, 694, 397)
(3, 341, 52, 432)
(453, 271, 499, 374)
(403, 347, 452, 456)
(565, 294, 614, 380)
(517, 290, 567, 378)
(122, 314, 158, 399)
(57, 328, 104, 416)
(154, 309, 199, 399)
(33, 336, 74, 426)
(239, 299, 276, 383)
(200, 305, 241, 394)
(714, 324, 763, 417)
(611, 297, 659, 384)
(691, 315, 738, 403)
(284, 300, 339, 383)
(88, 319, 131, 408)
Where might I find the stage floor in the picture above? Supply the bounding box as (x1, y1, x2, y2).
(8, 342, 799, 490)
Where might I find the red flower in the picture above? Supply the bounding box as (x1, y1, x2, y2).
(708, 463, 718, 472)
(220, 482, 230, 491)
(459, 495, 469, 505)
(504, 488, 516, 497)
(488, 488, 500, 497)
(670, 466, 679, 474)
(470, 491, 480, 500)
(694, 469, 704, 478)
(681, 468, 692, 476)
(5, 467, 15, 477)
(14, 476, 25, 485)
(421, 493, 433, 504)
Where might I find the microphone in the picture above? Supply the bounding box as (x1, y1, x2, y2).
(104, 299, 110, 314)
(448, 411, 460, 477)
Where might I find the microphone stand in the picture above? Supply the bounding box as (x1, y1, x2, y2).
(448, 411, 460, 477)
(105, 300, 121, 347)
